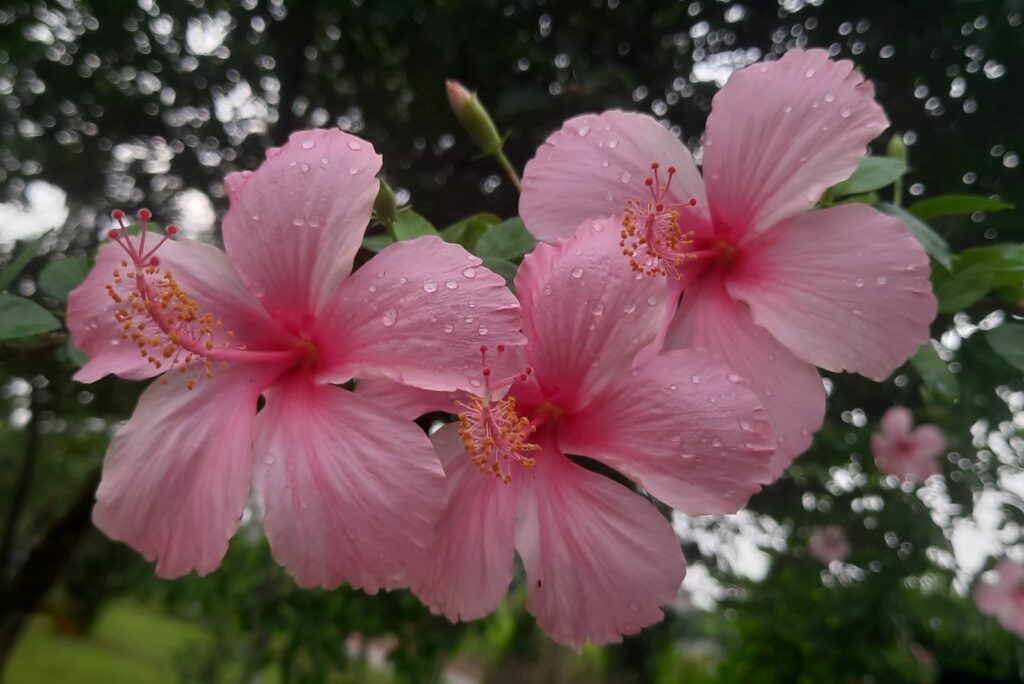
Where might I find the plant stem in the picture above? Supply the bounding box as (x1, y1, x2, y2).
(494, 149, 522, 192)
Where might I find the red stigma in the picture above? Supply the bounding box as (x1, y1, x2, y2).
(482, 367, 492, 377)
(645, 178, 654, 186)
(689, 198, 697, 206)
(668, 166, 677, 174)
(166, 225, 179, 236)
(149, 257, 160, 266)
(111, 209, 125, 220)
(496, 344, 506, 352)
(107, 229, 120, 239)
(138, 208, 152, 220)
(651, 162, 659, 170)
(479, 345, 488, 354)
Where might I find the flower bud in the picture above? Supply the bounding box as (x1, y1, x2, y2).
(887, 133, 907, 164)
(445, 79, 503, 156)
(373, 178, 398, 229)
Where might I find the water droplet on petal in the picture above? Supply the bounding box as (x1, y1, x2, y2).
(477, 324, 489, 335)
(804, 68, 815, 78)
(464, 314, 474, 323)
(263, 455, 275, 465)
(591, 302, 605, 316)
(739, 420, 752, 431)
(368, 285, 377, 293)
(571, 267, 584, 278)
(783, 105, 793, 113)
(321, 158, 329, 165)
(727, 373, 743, 383)
(543, 285, 552, 296)
(875, 275, 888, 285)
(348, 140, 362, 150)
(423, 280, 438, 293)
(300, 163, 310, 172)
(619, 171, 632, 183)
(348, 167, 360, 175)
(669, 384, 678, 391)
(381, 308, 397, 326)
(578, 125, 591, 137)
(690, 374, 701, 384)
(840, 108, 852, 118)
(443, 323, 454, 333)
(680, 453, 695, 460)
(445, 279, 458, 290)
(824, 92, 836, 103)
(711, 437, 722, 447)
(591, 221, 604, 232)
(623, 303, 637, 314)
(608, 139, 619, 149)
(601, 160, 610, 168)
(854, 278, 865, 288)
(292, 217, 305, 227)
(646, 296, 658, 306)
(671, 435, 682, 444)
(462, 267, 476, 278)
(301, 139, 316, 150)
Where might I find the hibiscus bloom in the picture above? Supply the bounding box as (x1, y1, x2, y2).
(808, 525, 849, 565)
(67, 129, 523, 588)
(519, 48, 937, 479)
(870, 406, 945, 483)
(974, 559, 1024, 636)
(361, 217, 776, 648)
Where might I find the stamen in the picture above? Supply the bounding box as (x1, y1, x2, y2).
(619, 163, 701, 277)
(103, 208, 299, 388)
(456, 344, 540, 484)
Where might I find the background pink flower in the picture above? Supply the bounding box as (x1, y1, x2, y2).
(974, 559, 1024, 636)
(67, 128, 524, 587)
(518, 48, 937, 480)
(871, 406, 945, 483)
(364, 217, 776, 649)
(808, 525, 849, 565)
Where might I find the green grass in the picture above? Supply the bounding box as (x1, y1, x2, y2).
(5, 601, 210, 684)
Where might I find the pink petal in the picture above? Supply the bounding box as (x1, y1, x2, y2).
(93, 362, 283, 578)
(515, 217, 671, 411)
(911, 424, 946, 459)
(252, 372, 446, 591)
(727, 203, 936, 381)
(974, 579, 1004, 617)
(997, 559, 1024, 586)
(520, 110, 709, 243)
(221, 129, 383, 330)
(881, 405, 913, 437)
(558, 349, 774, 515)
(665, 274, 825, 479)
(314, 237, 524, 391)
(69, 239, 287, 383)
(354, 377, 460, 420)
(515, 440, 685, 649)
(408, 424, 521, 621)
(702, 48, 888, 239)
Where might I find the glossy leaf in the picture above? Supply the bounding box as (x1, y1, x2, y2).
(910, 343, 958, 400)
(474, 218, 537, 260)
(987, 324, 1024, 372)
(831, 157, 907, 196)
(909, 194, 1014, 221)
(0, 294, 61, 340)
(38, 256, 91, 302)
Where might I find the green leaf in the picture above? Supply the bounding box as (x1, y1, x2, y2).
(932, 259, 995, 314)
(0, 294, 61, 340)
(910, 343, 958, 400)
(481, 257, 518, 291)
(987, 324, 1024, 372)
(64, 338, 89, 367)
(475, 218, 537, 260)
(393, 210, 440, 241)
(877, 203, 953, 269)
(831, 157, 908, 196)
(0, 235, 45, 292)
(361, 233, 393, 253)
(909, 194, 1014, 221)
(38, 256, 91, 301)
(441, 213, 501, 251)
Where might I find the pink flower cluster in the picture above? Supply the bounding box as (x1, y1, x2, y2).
(68, 49, 937, 648)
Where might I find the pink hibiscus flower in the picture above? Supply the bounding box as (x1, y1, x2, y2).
(361, 217, 776, 648)
(975, 559, 1024, 636)
(519, 48, 937, 479)
(808, 525, 849, 565)
(870, 406, 945, 483)
(67, 129, 524, 588)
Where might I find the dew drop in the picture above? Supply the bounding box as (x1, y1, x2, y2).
(263, 455, 275, 465)
(292, 217, 305, 227)
(711, 437, 722, 447)
(301, 139, 316, 150)
(462, 267, 476, 278)
(646, 296, 658, 306)
(381, 308, 397, 326)
(608, 139, 619, 149)
(669, 384, 678, 391)
(783, 105, 793, 113)
(619, 171, 632, 183)
(477, 324, 489, 335)
(423, 280, 438, 293)
(251, 212, 261, 222)
(571, 267, 584, 279)
(680, 453, 695, 460)
(470, 378, 481, 388)
(804, 67, 815, 78)
(348, 167, 360, 175)
(690, 374, 701, 384)
(464, 314, 474, 323)
(368, 285, 377, 293)
(601, 160, 610, 168)
(321, 157, 329, 165)
(399, 277, 408, 284)
(623, 303, 637, 314)
(300, 163, 310, 172)
(740, 420, 752, 431)
(347, 140, 362, 150)
(824, 92, 836, 103)
(727, 373, 743, 383)
(445, 279, 459, 290)
(591, 302, 605, 316)
(854, 278, 865, 288)
(443, 323, 454, 333)
(840, 107, 852, 118)
(577, 125, 591, 137)
(591, 221, 605, 232)
(543, 285, 553, 296)
(875, 275, 888, 285)
(671, 435, 682, 444)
